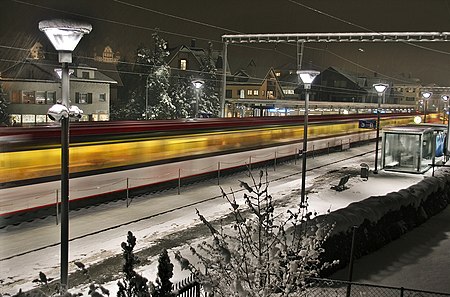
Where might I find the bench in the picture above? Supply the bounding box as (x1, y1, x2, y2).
(331, 175, 350, 192)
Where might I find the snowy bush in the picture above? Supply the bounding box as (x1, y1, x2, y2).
(174, 169, 336, 297)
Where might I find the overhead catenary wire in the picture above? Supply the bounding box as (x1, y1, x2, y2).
(2, 0, 448, 88)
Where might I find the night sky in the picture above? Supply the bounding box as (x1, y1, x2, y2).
(1, 0, 449, 85)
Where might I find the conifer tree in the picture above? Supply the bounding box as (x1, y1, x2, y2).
(0, 82, 10, 125)
(152, 249, 174, 297)
(147, 32, 175, 119)
(117, 231, 151, 297)
(198, 42, 219, 117)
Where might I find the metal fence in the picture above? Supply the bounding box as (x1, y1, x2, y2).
(173, 276, 450, 297)
(301, 278, 450, 297)
(174, 274, 202, 297)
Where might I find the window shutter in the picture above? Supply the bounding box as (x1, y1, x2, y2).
(87, 93, 93, 104)
(75, 92, 80, 104)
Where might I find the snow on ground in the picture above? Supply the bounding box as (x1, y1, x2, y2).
(1, 146, 449, 295)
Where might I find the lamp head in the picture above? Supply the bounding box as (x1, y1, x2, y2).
(297, 70, 320, 86)
(192, 80, 204, 89)
(48, 104, 69, 121)
(373, 83, 389, 94)
(442, 95, 449, 102)
(421, 91, 432, 99)
(39, 19, 92, 51)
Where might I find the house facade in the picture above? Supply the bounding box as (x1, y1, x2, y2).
(1, 59, 116, 125)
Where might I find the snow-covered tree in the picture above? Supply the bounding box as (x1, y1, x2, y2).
(0, 82, 10, 125)
(197, 42, 220, 117)
(111, 96, 144, 121)
(146, 32, 176, 120)
(169, 76, 193, 119)
(152, 249, 174, 297)
(175, 170, 337, 297)
(117, 231, 151, 297)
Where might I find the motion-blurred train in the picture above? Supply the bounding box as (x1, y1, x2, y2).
(0, 113, 424, 186)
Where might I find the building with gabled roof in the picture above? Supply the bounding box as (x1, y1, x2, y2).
(0, 57, 117, 125)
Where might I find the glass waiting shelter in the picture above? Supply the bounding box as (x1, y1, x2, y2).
(381, 125, 447, 174)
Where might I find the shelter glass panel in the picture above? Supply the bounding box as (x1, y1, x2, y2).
(383, 133, 421, 172)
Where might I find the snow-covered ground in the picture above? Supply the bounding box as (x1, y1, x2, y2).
(1, 144, 449, 295)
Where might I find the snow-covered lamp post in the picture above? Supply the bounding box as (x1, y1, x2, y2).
(145, 74, 151, 120)
(421, 91, 432, 123)
(192, 80, 204, 118)
(373, 83, 388, 174)
(39, 18, 91, 293)
(441, 95, 449, 123)
(297, 70, 319, 206)
(442, 95, 450, 158)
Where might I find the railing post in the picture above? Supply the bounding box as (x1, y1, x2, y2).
(126, 178, 130, 207)
(327, 141, 330, 155)
(249, 156, 252, 171)
(295, 148, 298, 165)
(312, 144, 315, 159)
(217, 162, 221, 185)
(346, 225, 358, 297)
(400, 287, 404, 297)
(178, 168, 181, 195)
(56, 189, 59, 225)
(274, 151, 277, 171)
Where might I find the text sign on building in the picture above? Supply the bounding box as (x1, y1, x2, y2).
(359, 119, 377, 129)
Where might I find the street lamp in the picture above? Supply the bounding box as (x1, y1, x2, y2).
(442, 95, 450, 158)
(297, 70, 319, 206)
(441, 95, 449, 124)
(39, 19, 91, 293)
(192, 80, 204, 118)
(421, 91, 432, 123)
(145, 74, 151, 120)
(373, 83, 389, 174)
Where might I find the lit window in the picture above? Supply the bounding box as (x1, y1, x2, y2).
(36, 91, 46, 104)
(75, 92, 93, 104)
(22, 91, 35, 104)
(22, 114, 35, 123)
(253, 90, 259, 95)
(275, 72, 281, 77)
(247, 90, 253, 96)
(99, 93, 106, 102)
(47, 92, 56, 104)
(36, 115, 47, 123)
(180, 59, 187, 70)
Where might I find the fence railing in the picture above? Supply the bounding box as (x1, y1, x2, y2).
(301, 277, 450, 297)
(173, 275, 450, 297)
(174, 274, 201, 297)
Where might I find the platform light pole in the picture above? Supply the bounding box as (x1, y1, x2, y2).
(442, 95, 450, 158)
(39, 19, 91, 293)
(297, 70, 319, 206)
(373, 83, 388, 174)
(192, 80, 204, 118)
(145, 74, 151, 120)
(421, 91, 432, 123)
(441, 95, 449, 124)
